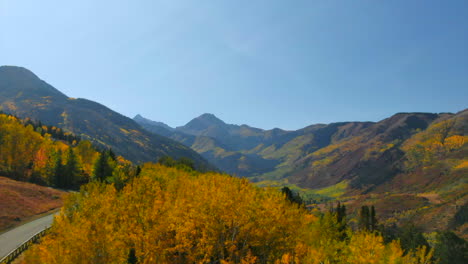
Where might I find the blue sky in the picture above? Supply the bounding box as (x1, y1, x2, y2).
(1, 0, 467, 130)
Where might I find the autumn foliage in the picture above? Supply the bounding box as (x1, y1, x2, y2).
(0, 113, 134, 189)
(403, 119, 467, 171)
(0, 113, 93, 185)
(24, 164, 433, 264)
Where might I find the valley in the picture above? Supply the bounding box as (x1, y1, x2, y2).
(2, 1, 467, 262)
(135, 109, 468, 239)
(0, 66, 465, 263)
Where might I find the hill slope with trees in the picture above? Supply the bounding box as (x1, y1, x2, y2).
(0, 66, 211, 170)
(23, 164, 441, 264)
(135, 110, 468, 239)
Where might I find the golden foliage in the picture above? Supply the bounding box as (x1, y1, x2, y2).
(24, 165, 433, 264)
(402, 119, 467, 170)
(0, 113, 99, 184)
(454, 160, 468, 170)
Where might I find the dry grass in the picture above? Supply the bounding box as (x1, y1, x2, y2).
(0, 176, 65, 232)
(417, 192, 442, 204)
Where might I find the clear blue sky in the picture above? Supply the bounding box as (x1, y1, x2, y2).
(1, 0, 467, 130)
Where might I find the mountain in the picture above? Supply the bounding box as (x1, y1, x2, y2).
(136, 111, 467, 188)
(136, 113, 375, 177)
(289, 112, 442, 189)
(0, 66, 211, 169)
(136, 110, 467, 237)
(134, 114, 174, 133)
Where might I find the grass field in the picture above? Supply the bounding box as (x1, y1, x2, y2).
(0, 176, 65, 232)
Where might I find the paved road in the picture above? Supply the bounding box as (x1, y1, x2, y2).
(0, 214, 55, 259)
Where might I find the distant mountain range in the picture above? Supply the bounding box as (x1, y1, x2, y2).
(0, 66, 212, 170)
(135, 108, 467, 237)
(134, 111, 467, 186)
(0, 65, 466, 236)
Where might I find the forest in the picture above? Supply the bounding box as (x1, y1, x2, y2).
(19, 163, 466, 263)
(0, 112, 135, 189)
(22, 164, 438, 264)
(1, 112, 466, 263)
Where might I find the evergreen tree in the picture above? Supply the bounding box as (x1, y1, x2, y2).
(336, 202, 347, 240)
(358, 205, 377, 232)
(108, 149, 116, 161)
(281, 187, 303, 206)
(398, 223, 430, 253)
(434, 231, 467, 264)
(64, 148, 79, 188)
(336, 202, 346, 224)
(370, 205, 377, 231)
(358, 206, 370, 231)
(127, 248, 137, 264)
(92, 151, 113, 182)
(178, 157, 195, 170)
(158, 156, 176, 167)
(46, 150, 58, 186)
(282, 187, 294, 201)
(53, 150, 65, 188)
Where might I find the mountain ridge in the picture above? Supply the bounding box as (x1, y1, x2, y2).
(135, 109, 466, 188)
(0, 65, 465, 238)
(0, 66, 212, 170)
(136, 110, 467, 238)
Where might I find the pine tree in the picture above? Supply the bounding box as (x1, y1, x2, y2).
(53, 150, 65, 188)
(336, 202, 346, 224)
(127, 248, 137, 264)
(336, 202, 347, 240)
(399, 224, 430, 253)
(359, 205, 370, 231)
(92, 151, 113, 182)
(358, 205, 378, 231)
(108, 149, 116, 161)
(434, 231, 467, 264)
(370, 205, 377, 232)
(64, 148, 79, 188)
(281, 187, 303, 206)
(282, 187, 294, 201)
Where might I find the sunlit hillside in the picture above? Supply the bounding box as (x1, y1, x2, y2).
(23, 164, 435, 264)
(0, 176, 64, 231)
(0, 66, 212, 170)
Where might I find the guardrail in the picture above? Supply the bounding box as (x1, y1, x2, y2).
(0, 227, 50, 264)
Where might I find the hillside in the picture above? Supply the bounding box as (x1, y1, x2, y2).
(289, 112, 443, 189)
(135, 110, 467, 238)
(0, 111, 114, 189)
(0, 66, 211, 170)
(22, 164, 434, 264)
(0, 176, 65, 231)
(136, 112, 456, 186)
(135, 111, 466, 188)
(135, 113, 373, 177)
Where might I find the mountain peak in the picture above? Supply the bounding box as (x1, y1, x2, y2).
(176, 113, 227, 136)
(0, 65, 67, 99)
(0, 65, 40, 80)
(134, 114, 144, 120)
(133, 114, 173, 131)
(191, 113, 226, 126)
(196, 113, 223, 122)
